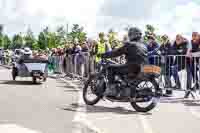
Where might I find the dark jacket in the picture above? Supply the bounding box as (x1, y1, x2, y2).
(147, 42, 160, 65)
(147, 42, 160, 56)
(172, 41, 189, 70)
(159, 41, 173, 55)
(160, 42, 174, 64)
(102, 41, 148, 66)
(190, 40, 200, 65)
(191, 40, 200, 52)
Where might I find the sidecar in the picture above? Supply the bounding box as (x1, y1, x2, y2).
(12, 58, 49, 83)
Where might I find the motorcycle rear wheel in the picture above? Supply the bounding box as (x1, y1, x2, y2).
(83, 74, 102, 105)
(130, 78, 160, 112)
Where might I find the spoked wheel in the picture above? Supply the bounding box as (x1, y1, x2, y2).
(83, 74, 103, 105)
(130, 78, 160, 112)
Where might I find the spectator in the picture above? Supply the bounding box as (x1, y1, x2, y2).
(74, 45, 85, 76)
(88, 40, 97, 73)
(160, 35, 178, 95)
(171, 34, 189, 91)
(51, 48, 57, 56)
(160, 35, 173, 85)
(65, 44, 73, 56)
(147, 35, 160, 65)
(187, 32, 200, 90)
(81, 42, 89, 52)
(95, 32, 111, 64)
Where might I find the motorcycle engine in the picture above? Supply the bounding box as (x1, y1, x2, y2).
(114, 75, 131, 97)
(95, 77, 106, 95)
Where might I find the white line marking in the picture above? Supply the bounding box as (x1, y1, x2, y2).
(0, 124, 42, 133)
(59, 78, 103, 133)
(138, 115, 154, 133)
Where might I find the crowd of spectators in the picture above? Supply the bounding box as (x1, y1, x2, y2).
(146, 32, 200, 95)
(1, 30, 200, 95)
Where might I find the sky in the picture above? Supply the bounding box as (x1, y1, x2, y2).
(0, 0, 200, 39)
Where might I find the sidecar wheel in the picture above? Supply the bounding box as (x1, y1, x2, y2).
(33, 77, 37, 84)
(12, 68, 17, 81)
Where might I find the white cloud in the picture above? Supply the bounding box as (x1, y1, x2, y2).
(0, 0, 103, 37)
(0, 0, 200, 40)
(97, 0, 200, 40)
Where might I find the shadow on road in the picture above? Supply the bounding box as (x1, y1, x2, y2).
(64, 89, 79, 92)
(160, 97, 185, 104)
(184, 102, 200, 107)
(62, 103, 152, 115)
(0, 80, 41, 85)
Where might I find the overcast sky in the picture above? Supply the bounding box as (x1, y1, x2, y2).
(0, 0, 200, 39)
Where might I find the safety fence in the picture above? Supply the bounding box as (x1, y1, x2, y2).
(0, 56, 12, 66)
(48, 52, 100, 79)
(148, 54, 200, 91)
(49, 52, 200, 91)
(2, 52, 200, 92)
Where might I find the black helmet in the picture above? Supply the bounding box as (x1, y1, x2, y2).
(128, 27, 142, 41)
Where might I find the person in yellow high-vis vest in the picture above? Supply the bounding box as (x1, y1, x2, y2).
(95, 32, 111, 63)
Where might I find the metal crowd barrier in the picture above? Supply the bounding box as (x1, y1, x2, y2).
(0, 56, 12, 66)
(48, 52, 96, 79)
(149, 54, 200, 92)
(49, 53, 200, 93)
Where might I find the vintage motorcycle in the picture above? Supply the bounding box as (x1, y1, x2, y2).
(83, 59, 162, 112)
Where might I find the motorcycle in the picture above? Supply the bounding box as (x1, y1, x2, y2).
(83, 59, 162, 112)
(12, 58, 49, 84)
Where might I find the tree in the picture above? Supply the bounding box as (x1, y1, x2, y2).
(143, 24, 161, 44)
(0, 24, 3, 47)
(12, 33, 23, 49)
(3, 35, 11, 49)
(68, 24, 87, 43)
(48, 32, 57, 49)
(24, 28, 35, 49)
(56, 25, 66, 46)
(37, 32, 47, 50)
(37, 27, 51, 50)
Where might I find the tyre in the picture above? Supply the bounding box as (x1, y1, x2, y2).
(12, 68, 17, 80)
(32, 77, 37, 84)
(130, 78, 160, 112)
(83, 74, 102, 105)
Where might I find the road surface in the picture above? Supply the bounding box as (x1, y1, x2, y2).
(1, 66, 200, 133)
(0, 66, 78, 133)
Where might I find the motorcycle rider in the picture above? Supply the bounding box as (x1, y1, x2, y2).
(99, 27, 148, 97)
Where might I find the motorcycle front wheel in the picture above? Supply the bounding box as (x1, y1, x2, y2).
(83, 73, 103, 105)
(130, 78, 160, 112)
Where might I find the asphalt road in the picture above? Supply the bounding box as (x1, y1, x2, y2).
(62, 74, 200, 133)
(0, 66, 78, 133)
(1, 65, 200, 133)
